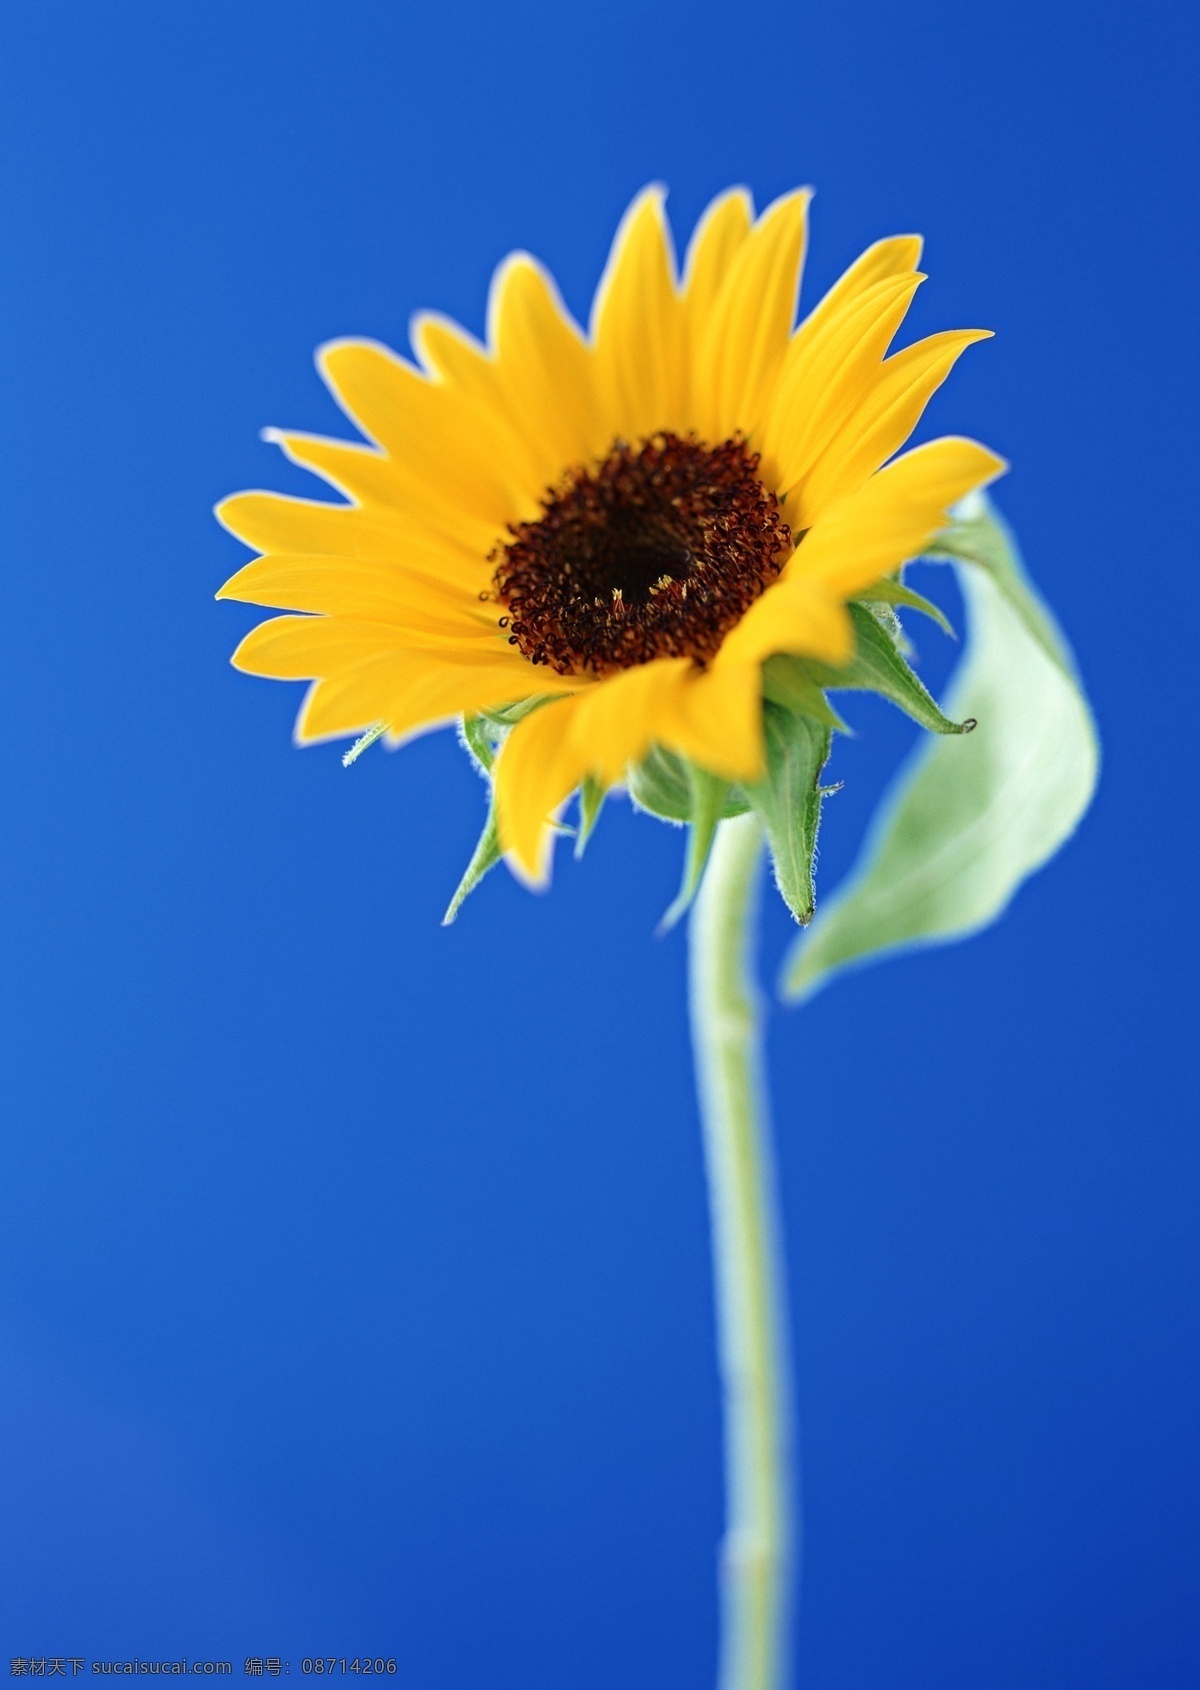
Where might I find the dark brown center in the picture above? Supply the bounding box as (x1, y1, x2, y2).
(491, 432, 791, 677)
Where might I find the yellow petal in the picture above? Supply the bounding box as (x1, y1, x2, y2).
(589, 185, 687, 442)
(658, 660, 765, 780)
(719, 434, 1004, 669)
(409, 310, 554, 498)
(217, 554, 495, 629)
(315, 339, 532, 539)
(718, 576, 857, 667)
(410, 310, 500, 394)
(495, 658, 690, 878)
(570, 657, 691, 785)
(762, 273, 925, 508)
(486, 255, 606, 476)
(270, 438, 498, 556)
(215, 490, 480, 574)
(789, 234, 923, 357)
(492, 696, 592, 884)
(693, 189, 812, 443)
(760, 235, 925, 512)
(791, 434, 1007, 600)
(296, 648, 575, 746)
(682, 187, 754, 340)
(231, 613, 515, 682)
(793, 329, 993, 516)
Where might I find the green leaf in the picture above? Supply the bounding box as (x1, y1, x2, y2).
(926, 495, 1074, 672)
(659, 766, 731, 933)
(806, 602, 974, 736)
(442, 800, 502, 926)
(762, 654, 848, 730)
(782, 492, 1099, 1002)
(743, 702, 832, 925)
(856, 577, 956, 638)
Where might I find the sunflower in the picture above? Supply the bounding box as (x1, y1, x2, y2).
(217, 185, 1004, 883)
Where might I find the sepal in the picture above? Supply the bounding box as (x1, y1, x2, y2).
(742, 701, 832, 926)
(443, 799, 502, 926)
(458, 712, 498, 774)
(479, 694, 558, 729)
(762, 655, 847, 730)
(659, 766, 731, 933)
(575, 778, 607, 859)
(856, 576, 956, 638)
(443, 712, 507, 923)
(805, 603, 974, 736)
(342, 722, 386, 767)
(627, 746, 749, 824)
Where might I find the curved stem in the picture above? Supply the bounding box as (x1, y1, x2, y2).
(689, 812, 795, 1690)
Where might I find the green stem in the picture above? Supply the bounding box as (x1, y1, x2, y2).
(689, 812, 794, 1690)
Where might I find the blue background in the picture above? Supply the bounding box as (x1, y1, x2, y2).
(0, 0, 1195, 1682)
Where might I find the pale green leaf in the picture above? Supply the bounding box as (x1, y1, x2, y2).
(783, 493, 1099, 1001)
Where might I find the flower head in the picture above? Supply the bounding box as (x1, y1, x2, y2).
(218, 186, 1004, 885)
